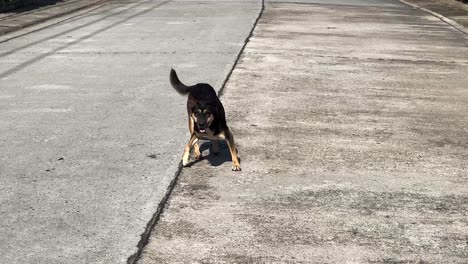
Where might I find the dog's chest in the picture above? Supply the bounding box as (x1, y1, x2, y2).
(196, 128, 225, 141)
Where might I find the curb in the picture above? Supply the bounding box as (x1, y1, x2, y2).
(399, 0, 468, 35)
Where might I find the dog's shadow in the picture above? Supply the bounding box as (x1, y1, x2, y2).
(185, 141, 233, 168)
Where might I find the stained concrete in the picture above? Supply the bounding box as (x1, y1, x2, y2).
(0, 0, 261, 263)
(138, 1, 468, 263)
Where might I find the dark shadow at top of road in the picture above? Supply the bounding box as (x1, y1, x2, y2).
(1, 0, 64, 14)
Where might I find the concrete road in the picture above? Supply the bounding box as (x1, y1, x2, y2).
(0, 0, 261, 263)
(139, 0, 468, 263)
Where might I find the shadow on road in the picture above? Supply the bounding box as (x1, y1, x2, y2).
(1, 0, 64, 14)
(185, 141, 232, 168)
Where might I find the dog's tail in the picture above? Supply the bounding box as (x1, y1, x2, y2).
(170, 68, 191, 95)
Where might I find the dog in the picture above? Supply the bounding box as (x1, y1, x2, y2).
(170, 69, 241, 171)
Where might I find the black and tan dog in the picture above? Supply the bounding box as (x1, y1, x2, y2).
(170, 69, 241, 171)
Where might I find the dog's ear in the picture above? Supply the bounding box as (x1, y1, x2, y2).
(190, 109, 197, 122)
(206, 111, 214, 125)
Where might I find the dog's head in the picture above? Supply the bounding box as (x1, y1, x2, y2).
(191, 103, 215, 133)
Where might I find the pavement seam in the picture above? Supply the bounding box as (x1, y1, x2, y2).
(399, 0, 468, 35)
(126, 162, 184, 264)
(126, 1, 265, 263)
(218, 0, 265, 97)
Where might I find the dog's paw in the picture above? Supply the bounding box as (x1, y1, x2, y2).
(194, 145, 201, 160)
(182, 154, 190, 166)
(231, 164, 241, 171)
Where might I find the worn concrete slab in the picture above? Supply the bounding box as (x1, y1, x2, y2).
(0, 0, 261, 263)
(138, 1, 468, 263)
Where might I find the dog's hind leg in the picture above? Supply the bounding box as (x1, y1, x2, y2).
(225, 129, 241, 171)
(182, 133, 198, 166)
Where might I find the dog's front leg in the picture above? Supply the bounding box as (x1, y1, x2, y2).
(182, 133, 198, 166)
(225, 130, 241, 171)
(193, 142, 201, 160)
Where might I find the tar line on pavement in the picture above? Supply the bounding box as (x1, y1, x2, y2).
(127, 1, 266, 263)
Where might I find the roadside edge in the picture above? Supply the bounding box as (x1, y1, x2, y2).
(399, 0, 468, 35)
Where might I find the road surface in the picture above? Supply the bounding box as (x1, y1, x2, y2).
(0, 0, 261, 263)
(138, 0, 468, 263)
